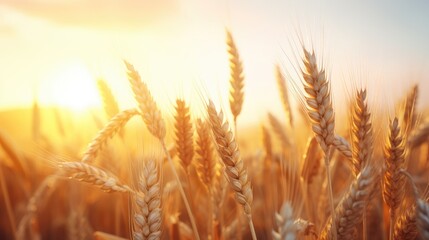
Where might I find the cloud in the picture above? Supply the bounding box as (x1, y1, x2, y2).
(0, 0, 180, 31)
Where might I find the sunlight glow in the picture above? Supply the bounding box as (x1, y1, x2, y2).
(39, 62, 100, 111)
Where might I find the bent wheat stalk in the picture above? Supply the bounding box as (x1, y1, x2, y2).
(82, 109, 139, 163)
(207, 101, 256, 240)
(60, 162, 132, 193)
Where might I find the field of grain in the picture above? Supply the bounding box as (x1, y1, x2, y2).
(1, 28, 429, 240)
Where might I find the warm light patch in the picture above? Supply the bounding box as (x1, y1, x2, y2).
(39, 62, 100, 111)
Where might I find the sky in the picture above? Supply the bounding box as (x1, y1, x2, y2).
(0, 0, 428, 126)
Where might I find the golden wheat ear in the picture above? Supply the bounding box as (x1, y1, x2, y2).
(124, 60, 166, 140)
(226, 30, 245, 125)
(383, 117, 407, 239)
(132, 158, 162, 240)
(351, 89, 373, 177)
(207, 100, 257, 240)
(301, 48, 335, 154)
(195, 118, 216, 191)
(82, 109, 139, 163)
(174, 99, 194, 171)
(59, 162, 132, 193)
(300, 47, 337, 238)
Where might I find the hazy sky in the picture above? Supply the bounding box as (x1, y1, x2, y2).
(0, 0, 428, 126)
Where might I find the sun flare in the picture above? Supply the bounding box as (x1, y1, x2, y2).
(39, 62, 100, 111)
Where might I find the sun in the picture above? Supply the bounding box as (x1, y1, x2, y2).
(40, 62, 101, 111)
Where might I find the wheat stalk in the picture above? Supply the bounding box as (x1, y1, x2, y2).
(60, 162, 132, 193)
(207, 100, 256, 240)
(195, 119, 217, 238)
(174, 99, 194, 171)
(301, 48, 335, 154)
(276, 64, 293, 127)
(195, 119, 216, 190)
(226, 30, 245, 126)
(82, 109, 139, 163)
(125, 61, 199, 240)
(383, 118, 406, 239)
(133, 159, 162, 240)
(351, 89, 373, 177)
(124, 61, 166, 140)
(320, 166, 378, 240)
(300, 47, 336, 238)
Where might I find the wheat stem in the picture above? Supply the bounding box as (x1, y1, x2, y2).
(160, 141, 200, 240)
(248, 215, 257, 240)
(324, 147, 337, 240)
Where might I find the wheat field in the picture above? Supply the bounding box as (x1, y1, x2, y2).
(1, 30, 429, 240)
